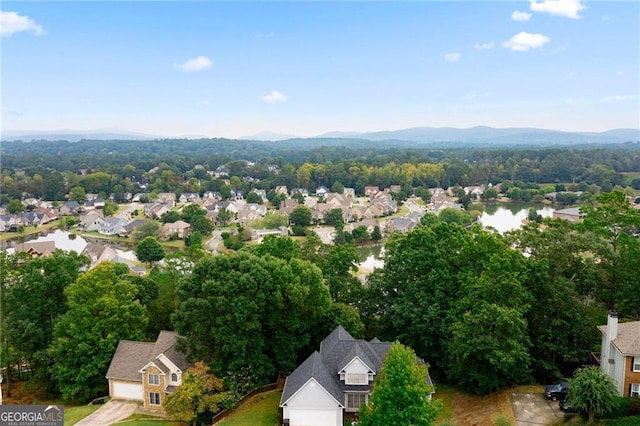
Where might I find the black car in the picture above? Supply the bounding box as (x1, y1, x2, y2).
(545, 381, 569, 401)
(559, 399, 578, 413)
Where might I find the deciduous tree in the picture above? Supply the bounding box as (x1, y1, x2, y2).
(173, 252, 331, 383)
(358, 342, 441, 426)
(164, 361, 228, 426)
(136, 236, 165, 267)
(49, 263, 147, 402)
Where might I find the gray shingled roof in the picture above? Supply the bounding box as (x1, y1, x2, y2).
(598, 321, 640, 355)
(280, 326, 393, 407)
(106, 331, 191, 381)
(106, 341, 154, 381)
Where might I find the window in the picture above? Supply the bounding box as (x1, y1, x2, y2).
(631, 384, 640, 398)
(346, 393, 367, 411)
(149, 392, 161, 405)
(148, 374, 159, 385)
(346, 373, 367, 385)
(634, 357, 640, 372)
(171, 373, 178, 382)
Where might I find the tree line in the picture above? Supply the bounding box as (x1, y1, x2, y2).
(2, 140, 640, 204)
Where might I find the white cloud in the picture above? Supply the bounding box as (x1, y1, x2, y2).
(474, 42, 495, 50)
(616, 70, 623, 75)
(254, 33, 274, 39)
(601, 15, 611, 21)
(603, 95, 636, 102)
(512, 11, 532, 21)
(1, 11, 45, 36)
(260, 90, 287, 103)
(530, 0, 586, 19)
(502, 32, 550, 51)
(444, 52, 461, 62)
(173, 56, 212, 72)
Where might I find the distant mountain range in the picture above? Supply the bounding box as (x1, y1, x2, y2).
(3, 126, 639, 145)
(315, 126, 640, 145)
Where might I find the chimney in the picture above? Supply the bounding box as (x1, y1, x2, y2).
(607, 311, 619, 342)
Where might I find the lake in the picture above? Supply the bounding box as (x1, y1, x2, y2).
(2, 229, 138, 261)
(356, 203, 557, 270)
(478, 203, 555, 234)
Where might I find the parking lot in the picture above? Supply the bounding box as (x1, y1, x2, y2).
(511, 392, 569, 426)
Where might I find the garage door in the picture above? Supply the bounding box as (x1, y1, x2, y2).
(289, 409, 338, 426)
(111, 381, 143, 401)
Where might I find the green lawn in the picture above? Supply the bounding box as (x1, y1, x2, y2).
(64, 404, 101, 426)
(218, 391, 281, 426)
(117, 414, 185, 426)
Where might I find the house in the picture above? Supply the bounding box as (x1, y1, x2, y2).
(553, 207, 585, 223)
(179, 193, 201, 204)
(315, 186, 329, 197)
(83, 243, 118, 267)
(280, 326, 433, 426)
(598, 311, 640, 397)
(78, 210, 106, 232)
(59, 201, 82, 216)
(275, 185, 289, 196)
(98, 217, 129, 235)
(106, 331, 191, 412)
(13, 241, 56, 257)
(157, 193, 176, 207)
(161, 220, 192, 239)
(364, 186, 379, 197)
(213, 166, 229, 178)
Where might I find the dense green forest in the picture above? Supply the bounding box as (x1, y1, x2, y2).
(2, 139, 640, 204)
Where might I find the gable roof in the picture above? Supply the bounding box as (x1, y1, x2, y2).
(599, 321, 640, 355)
(106, 331, 190, 381)
(280, 326, 392, 406)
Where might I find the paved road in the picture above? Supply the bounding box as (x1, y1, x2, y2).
(313, 226, 335, 244)
(74, 400, 138, 426)
(511, 392, 568, 426)
(207, 230, 224, 253)
(116, 202, 143, 220)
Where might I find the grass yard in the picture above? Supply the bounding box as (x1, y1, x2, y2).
(117, 414, 186, 426)
(63, 405, 101, 426)
(218, 390, 281, 426)
(117, 421, 185, 426)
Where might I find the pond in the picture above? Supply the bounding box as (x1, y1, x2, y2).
(356, 203, 557, 270)
(2, 229, 138, 260)
(478, 203, 555, 234)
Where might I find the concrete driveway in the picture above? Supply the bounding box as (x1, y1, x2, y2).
(74, 400, 138, 426)
(511, 392, 568, 426)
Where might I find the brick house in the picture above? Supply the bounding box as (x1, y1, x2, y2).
(106, 331, 191, 412)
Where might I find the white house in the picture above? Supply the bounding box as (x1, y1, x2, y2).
(280, 326, 433, 426)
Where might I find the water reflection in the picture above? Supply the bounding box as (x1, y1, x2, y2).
(478, 206, 555, 234)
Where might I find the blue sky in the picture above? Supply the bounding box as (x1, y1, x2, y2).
(2, 1, 639, 138)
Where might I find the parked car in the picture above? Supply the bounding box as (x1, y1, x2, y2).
(545, 381, 569, 401)
(559, 399, 578, 413)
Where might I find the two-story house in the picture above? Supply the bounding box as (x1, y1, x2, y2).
(279, 326, 433, 426)
(598, 311, 640, 397)
(106, 331, 191, 412)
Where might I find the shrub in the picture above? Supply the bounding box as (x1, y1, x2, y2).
(604, 397, 630, 419)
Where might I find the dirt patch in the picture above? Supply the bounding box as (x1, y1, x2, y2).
(435, 388, 516, 426)
(1, 380, 58, 405)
